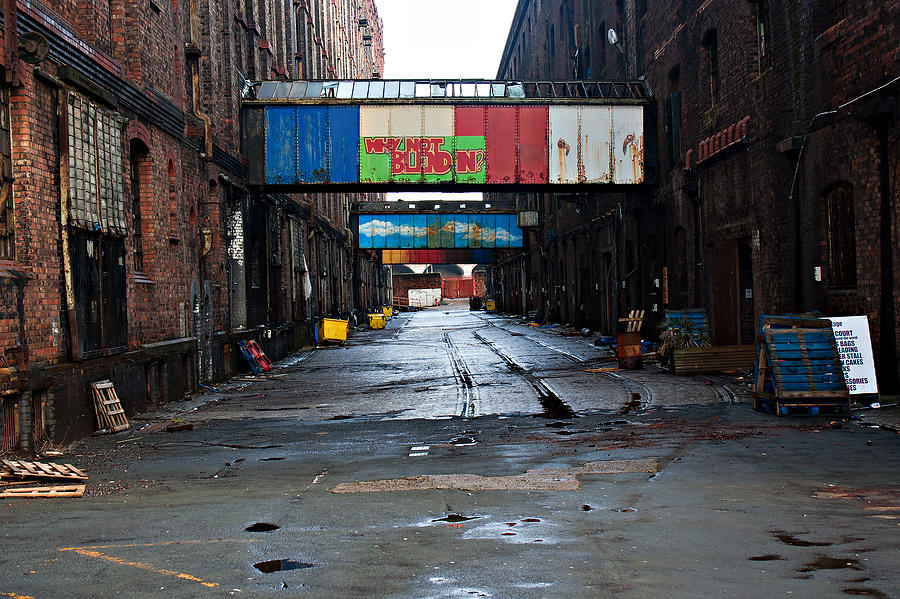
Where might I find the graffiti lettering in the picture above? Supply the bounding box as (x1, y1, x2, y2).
(363, 137, 483, 176)
(455, 150, 486, 174)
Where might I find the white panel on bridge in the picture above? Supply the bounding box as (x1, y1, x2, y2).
(612, 106, 645, 184)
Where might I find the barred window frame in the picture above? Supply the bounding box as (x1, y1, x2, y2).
(67, 93, 126, 235)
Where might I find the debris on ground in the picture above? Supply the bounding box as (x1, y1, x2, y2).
(0, 459, 88, 498)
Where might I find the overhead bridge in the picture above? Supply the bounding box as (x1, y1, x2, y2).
(354, 199, 522, 264)
(242, 79, 650, 191)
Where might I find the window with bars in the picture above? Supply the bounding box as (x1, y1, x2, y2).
(826, 183, 857, 289)
(0, 85, 13, 260)
(67, 93, 126, 234)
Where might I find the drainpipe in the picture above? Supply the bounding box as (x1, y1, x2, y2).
(187, 0, 212, 158)
(3, 0, 18, 85)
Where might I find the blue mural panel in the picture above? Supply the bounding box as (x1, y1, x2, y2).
(265, 107, 296, 184)
(358, 215, 374, 248)
(482, 214, 497, 248)
(296, 106, 329, 183)
(454, 215, 469, 248)
(414, 215, 428, 248)
(496, 214, 510, 248)
(440, 215, 454, 248)
(328, 106, 360, 183)
(509, 218, 523, 247)
(385, 215, 401, 248)
(399, 215, 414, 248)
(426, 215, 441, 248)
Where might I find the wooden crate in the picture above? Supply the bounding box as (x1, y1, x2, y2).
(674, 345, 757, 374)
(752, 316, 850, 416)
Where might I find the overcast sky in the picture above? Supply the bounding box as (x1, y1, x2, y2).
(374, 1, 519, 204)
(373, 0, 520, 80)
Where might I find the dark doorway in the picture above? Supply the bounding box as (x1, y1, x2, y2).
(713, 240, 739, 345)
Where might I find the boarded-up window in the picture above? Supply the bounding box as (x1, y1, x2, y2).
(0, 84, 12, 260)
(67, 93, 126, 234)
(826, 182, 856, 289)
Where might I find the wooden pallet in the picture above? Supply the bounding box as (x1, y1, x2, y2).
(674, 345, 756, 374)
(753, 396, 850, 416)
(618, 309, 645, 333)
(0, 485, 85, 498)
(753, 316, 850, 416)
(1, 459, 87, 480)
(91, 380, 130, 433)
(664, 308, 710, 338)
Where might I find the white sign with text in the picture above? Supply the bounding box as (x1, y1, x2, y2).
(827, 316, 879, 395)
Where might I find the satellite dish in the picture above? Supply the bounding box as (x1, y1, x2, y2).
(18, 32, 50, 65)
(607, 28, 619, 46)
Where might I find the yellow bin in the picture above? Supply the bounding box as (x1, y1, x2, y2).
(486, 300, 496, 311)
(382, 306, 394, 318)
(322, 318, 348, 342)
(368, 313, 386, 329)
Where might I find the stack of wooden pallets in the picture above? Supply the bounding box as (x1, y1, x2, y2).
(0, 458, 87, 498)
(753, 316, 850, 416)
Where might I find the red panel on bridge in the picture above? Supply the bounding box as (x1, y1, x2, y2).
(454, 106, 484, 137)
(486, 107, 517, 184)
(518, 106, 549, 183)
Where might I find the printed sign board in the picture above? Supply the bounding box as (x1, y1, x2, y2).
(827, 316, 879, 395)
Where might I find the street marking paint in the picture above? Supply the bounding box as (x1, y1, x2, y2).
(409, 452, 428, 457)
(60, 548, 219, 588)
(2, 593, 37, 599)
(58, 540, 259, 589)
(411, 446, 430, 452)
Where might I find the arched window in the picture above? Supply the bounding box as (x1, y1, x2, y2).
(825, 182, 856, 289)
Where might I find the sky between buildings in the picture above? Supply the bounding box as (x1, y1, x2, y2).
(373, 0, 520, 204)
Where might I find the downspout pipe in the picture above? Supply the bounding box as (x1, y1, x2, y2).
(3, 0, 19, 85)
(187, 0, 212, 158)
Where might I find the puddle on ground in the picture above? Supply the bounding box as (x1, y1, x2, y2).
(253, 559, 314, 573)
(772, 530, 833, 547)
(449, 436, 477, 446)
(619, 508, 637, 513)
(797, 556, 863, 572)
(748, 554, 784, 561)
(547, 421, 569, 428)
(582, 505, 593, 511)
(246, 522, 280, 532)
(521, 518, 541, 522)
(244, 522, 281, 532)
(432, 514, 480, 523)
(259, 457, 285, 461)
(843, 589, 888, 598)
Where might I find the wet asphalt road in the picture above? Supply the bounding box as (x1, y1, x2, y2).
(2, 304, 899, 599)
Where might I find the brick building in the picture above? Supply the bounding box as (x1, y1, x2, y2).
(492, 0, 898, 391)
(0, 0, 390, 453)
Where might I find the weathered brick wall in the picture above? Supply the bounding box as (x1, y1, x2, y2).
(392, 273, 442, 304)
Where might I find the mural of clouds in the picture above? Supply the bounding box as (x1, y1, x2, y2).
(358, 213, 522, 249)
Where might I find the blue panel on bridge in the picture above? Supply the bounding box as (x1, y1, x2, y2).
(265, 107, 296, 185)
(296, 106, 329, 183)
(327, 106, 360, 183)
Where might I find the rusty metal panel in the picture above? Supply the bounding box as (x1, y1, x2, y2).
(485, 106, 516, 184)
(612, 106, 645, 184)
(265, 106, 297, 184)
(517, 106, 549, 183)
(581, 106, 613, 183)
(548, 106, 579, 184)
(295, 106, 329, 183)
